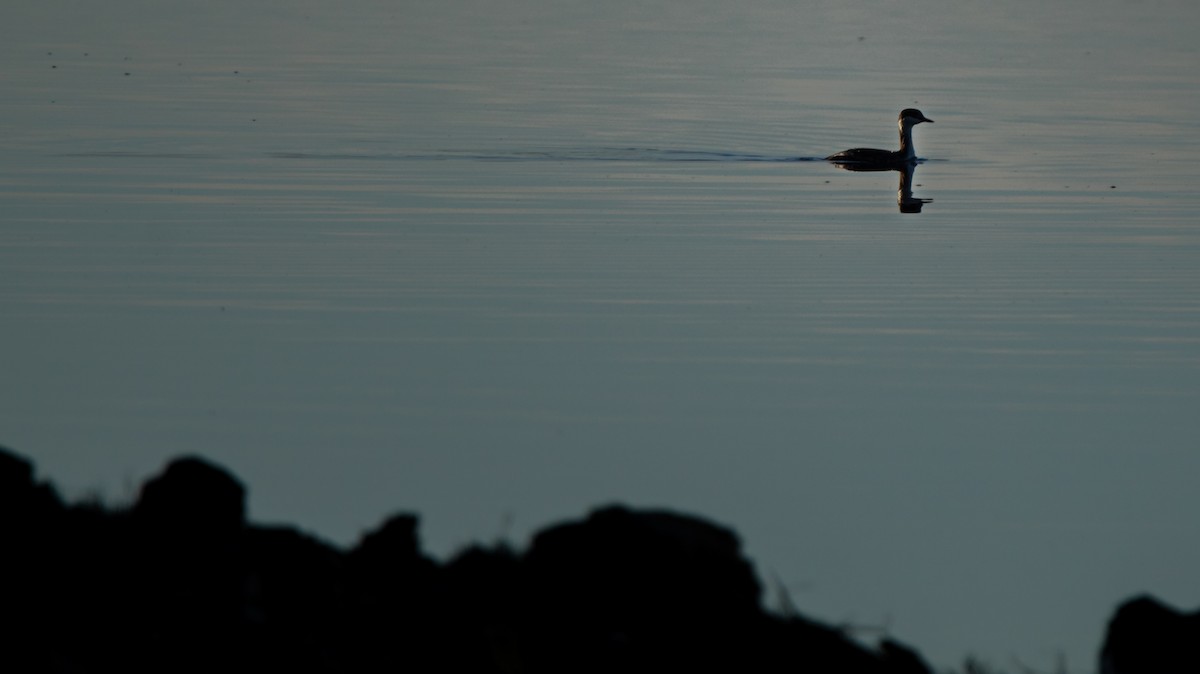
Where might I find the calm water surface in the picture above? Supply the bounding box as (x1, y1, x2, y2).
(4, 0, 1200, 669)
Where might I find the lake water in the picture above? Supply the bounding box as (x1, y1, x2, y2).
(4, 0, 1200, 670)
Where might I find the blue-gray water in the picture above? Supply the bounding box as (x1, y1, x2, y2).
(4, 0, 1200, 669)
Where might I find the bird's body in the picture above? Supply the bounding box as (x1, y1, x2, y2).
(826, 108, 933, 166)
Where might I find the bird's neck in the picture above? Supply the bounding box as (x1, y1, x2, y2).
(898, 122, 917, 160)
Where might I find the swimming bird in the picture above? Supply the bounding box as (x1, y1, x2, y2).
(825, 109, 933, 166)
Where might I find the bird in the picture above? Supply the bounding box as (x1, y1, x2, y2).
(825, 109, 933, 166)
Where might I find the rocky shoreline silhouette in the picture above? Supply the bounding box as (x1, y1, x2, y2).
(1, 446, 1189, 673)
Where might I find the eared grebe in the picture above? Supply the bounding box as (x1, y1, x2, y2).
(825, 109, 933, 166)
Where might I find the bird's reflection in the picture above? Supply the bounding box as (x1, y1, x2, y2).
(829, 160, 932, 213)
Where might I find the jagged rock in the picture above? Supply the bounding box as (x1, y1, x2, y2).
(133, 455, 246, 534)
(0, 447, 67, 672)
(242, 525, 345, 671)
(0, 446, 35, 489)
(442, 543, 524, 670)
(0, 451, 938, 674)
(349, 513, 431, 572)
(0, 445, 62, 525)
(525, 505, 762, 623)
(342, 513, 443, 670)
(1101, 594, 1200, 674)
(520, 504, 926, 674)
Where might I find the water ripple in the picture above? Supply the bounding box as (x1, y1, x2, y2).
(267, 148, 821, 163)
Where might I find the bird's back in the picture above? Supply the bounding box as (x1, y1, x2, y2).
(824, 147, 901, 163)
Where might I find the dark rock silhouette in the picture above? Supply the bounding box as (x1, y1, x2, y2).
(0, 447, 63, 528)
(0, 446, 938, 673)
(344, 513, 443, 671)
(133, 455, 246, 533)
(1100, 594, 1200, 674)
(242, 524, 346, 671)
(128, 456, 251, 673)
(1, 446, 67, 672)
(521, 505, 765, 672)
